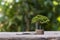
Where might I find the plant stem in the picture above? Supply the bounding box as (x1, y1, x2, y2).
(40, 25, 41, 29)
(36, 22, 38, 30)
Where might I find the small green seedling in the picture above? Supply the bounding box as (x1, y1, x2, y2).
(32, 15, 50, 29)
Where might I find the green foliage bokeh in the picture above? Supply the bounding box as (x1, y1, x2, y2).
(0, 0, 60, 31)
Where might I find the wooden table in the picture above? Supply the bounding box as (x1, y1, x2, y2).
(0, 31, 60, 40)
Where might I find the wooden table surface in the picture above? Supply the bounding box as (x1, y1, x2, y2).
(0, 31, 60, 38)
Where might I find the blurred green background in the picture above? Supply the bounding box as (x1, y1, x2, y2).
(0, 0, 60, 32)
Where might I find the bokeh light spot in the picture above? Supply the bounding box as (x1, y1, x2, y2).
(53, 1, 58, 6)
(57, 16, 60, 22)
